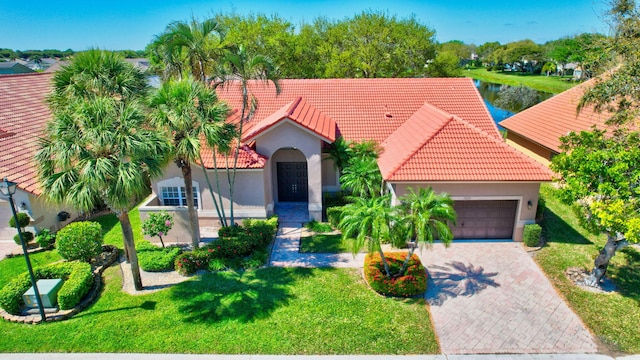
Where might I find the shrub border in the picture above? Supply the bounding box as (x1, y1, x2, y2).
(0, 245, 119, 324)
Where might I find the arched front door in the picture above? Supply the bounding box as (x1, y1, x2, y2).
(277, 162, 308, 202)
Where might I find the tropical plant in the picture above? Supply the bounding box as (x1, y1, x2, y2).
(325, 136, 352, 172)
(148, 77, 235, 243)
(35, 49, 170, 290)
(141, 211, 174, 248)
(215, 44, 280, 225)
(35, 228, 56, 248)
(148, 17, 225, 82)
(339, 155, 383, 199)
(394, 187, 456, 275)
(337, 195, 396, 277)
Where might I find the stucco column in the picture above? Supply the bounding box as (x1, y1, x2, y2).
(307, 152, 322, 221)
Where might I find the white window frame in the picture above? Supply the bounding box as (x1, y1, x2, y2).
(157, 178, 201, 209)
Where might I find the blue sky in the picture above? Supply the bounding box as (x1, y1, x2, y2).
(0, 0, 610, 51)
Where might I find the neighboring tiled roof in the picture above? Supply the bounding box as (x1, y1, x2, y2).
(499, 79, 615, 154)
(379, 103, 553, 182)
(242, 97, 337, 143)
(216, 78, 500, 144)
(0, 73, 53, 194)
(199, 143, 268, 169)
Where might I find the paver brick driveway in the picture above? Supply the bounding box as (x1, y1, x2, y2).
(418, 242, 598, 354)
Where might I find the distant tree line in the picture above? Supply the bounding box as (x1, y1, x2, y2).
(0, 48, 146, 61)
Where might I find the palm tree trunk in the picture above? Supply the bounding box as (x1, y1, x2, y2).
(376, 247, 392, 278)
(399, 245, 417, 276)
(228, 85, 248, 226)
(584, 232, 628, 287)
(118, 211, 143, 291)
(198, 153, 226, 227)
(212, 149, 228, 227)
(181, 163, 200, 249)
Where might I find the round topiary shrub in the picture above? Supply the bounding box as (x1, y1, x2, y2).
(8, 212, 30, 229)
(13, 231, 34, 245)
(56, 221, 103, 262)
(364, 252, 427, 297)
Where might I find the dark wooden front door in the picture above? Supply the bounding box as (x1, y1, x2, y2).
(277, 162, 308, 202)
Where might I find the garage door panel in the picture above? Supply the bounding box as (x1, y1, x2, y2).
(452, 200, 517, 240)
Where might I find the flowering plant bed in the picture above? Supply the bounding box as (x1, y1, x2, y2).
(364, 252, 427, 297)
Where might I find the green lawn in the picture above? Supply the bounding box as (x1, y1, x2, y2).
(536, 184, 640, 353)
(465, 68, 578, 94)
(299, 233, 353, 253)
(0, 208, 438, 354)
(0, 265, 438, 354)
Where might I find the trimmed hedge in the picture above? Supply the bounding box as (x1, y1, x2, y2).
(175, 218, 277, 276)
(56, 221, 103, 262)
(364, 252, 428, 297)
(523, 223, 542, 247)
(0, 262, 94, 314)
(137, 241, 182, 272)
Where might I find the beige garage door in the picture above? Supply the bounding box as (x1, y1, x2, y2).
(452, 200, 517, 239)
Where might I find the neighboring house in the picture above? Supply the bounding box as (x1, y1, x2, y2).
(0, 62, 36, 75)
(142, 78, 552, 242)
(499, 79, 616, 166)
(0, 73, 76, 240)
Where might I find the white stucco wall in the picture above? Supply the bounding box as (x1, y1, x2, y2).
(390, 182, 542, 242)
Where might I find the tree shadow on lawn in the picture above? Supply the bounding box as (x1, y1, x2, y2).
(543, 208, 595, 246)
(611, 247, 640, 302)
(425, 261, 499, 306)
(170, 267, 313, 324)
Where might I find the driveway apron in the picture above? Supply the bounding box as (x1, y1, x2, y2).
(419, 242, 598, 354)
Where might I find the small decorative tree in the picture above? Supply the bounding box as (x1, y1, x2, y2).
(9, 212, 33, 245)
(142, 212, 174, 248)
(56, 221, 103, 263)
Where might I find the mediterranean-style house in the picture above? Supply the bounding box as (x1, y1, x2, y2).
(0, 73, 76, 240)
(499, 79, 617, 166)
(141, 78, 553, 242)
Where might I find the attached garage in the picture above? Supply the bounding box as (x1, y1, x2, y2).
(452, 200, 518, 239)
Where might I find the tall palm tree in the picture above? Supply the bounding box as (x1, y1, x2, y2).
(215, 45, 280, 224)
(149, 17, 225, 82)
(337, 195, 395, 277)
(148, 77, 235, 248)
(325, 136, 352, 172)
(395, 187, 456, 274)
(37, 50, 169, 291)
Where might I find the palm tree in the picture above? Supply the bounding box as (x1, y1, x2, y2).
(215, 45, 280, 224)
(339, 155, 383, 199)
(325, 136, 352, 172)
(337, 195, 395, 277)
(148, 77, 235, 247)
(395, 187, 456, 274)
(36, 50, 170, 291)
(149, 17, 225, 82)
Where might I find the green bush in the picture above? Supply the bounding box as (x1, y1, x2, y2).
(323, 191, 349, 208)
(326, 206, 344, 228)
(218, 224, 242, 238)
(0, 262, 94, 314)
(364, 252, 427, 297)
(56, 221, 103, 262)
(35, 228, 56, 248)
(137, 241, 182, 272)
(535, 196, 546, 221)
(8, 212, 30, 228)
(13, 231, 34, 245)
(305, 220, 334, 233)
(523, 223, 542, 247)
(176, 218, 278, 276)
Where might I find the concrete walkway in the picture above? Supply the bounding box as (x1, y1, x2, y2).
(268, 220, 598, 355)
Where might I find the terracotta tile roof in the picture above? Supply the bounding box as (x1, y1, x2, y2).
(0, 73, 54, 195)
(216, 78, 499, 144)
(199, 143, 268, 169)
(379, 103, 553, 182)
(499, 79, 615, 154)
(242, 96, 337, 143)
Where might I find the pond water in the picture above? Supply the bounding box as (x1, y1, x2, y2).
(474, 80, 553, 127)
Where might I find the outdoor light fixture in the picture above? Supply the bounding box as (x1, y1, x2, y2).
(0, 178, 46, 322)
(527, 200, 533, 210)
